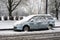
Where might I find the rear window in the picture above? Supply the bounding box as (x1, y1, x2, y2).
(46, 16, 53, 20)
(40, 16, 53, 20)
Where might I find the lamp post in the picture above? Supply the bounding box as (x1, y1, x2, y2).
(46, 0, 48, 14)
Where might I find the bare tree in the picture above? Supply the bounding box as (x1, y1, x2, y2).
(1, 0, 21, 17)
(8, 0, 21, 17)
(54, 0, 60, 20)
(49, 0, 60, 20)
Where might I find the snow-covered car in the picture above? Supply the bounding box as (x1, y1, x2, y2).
(14, 14, 55, 31)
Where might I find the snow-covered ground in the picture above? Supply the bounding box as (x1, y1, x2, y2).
(55, 20, 60, 27)
(0, 20, 60, 29)
(0, 20, 17, 29)
(0, 28, 60, 35)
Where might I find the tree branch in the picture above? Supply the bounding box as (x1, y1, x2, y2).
(11, 0, 13, 3)
(7, 5, 9, 10)
(12, 1, 18, 6)
(12, 0, 21, 11)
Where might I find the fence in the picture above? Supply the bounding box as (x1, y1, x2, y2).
(0, 16, 23, 21)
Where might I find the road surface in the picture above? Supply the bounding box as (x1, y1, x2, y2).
(0, 28, 60, 36)
(0, 28, 60, 40)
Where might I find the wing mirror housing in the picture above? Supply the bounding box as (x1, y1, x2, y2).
(30, 19, 34, 22)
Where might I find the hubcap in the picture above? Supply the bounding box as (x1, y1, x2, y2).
(48, 26, 52, 30)
(24, 27, 29, 31)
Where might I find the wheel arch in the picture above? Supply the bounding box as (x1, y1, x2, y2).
(49, 24, 53, 27)
(23, 25, 30, 30)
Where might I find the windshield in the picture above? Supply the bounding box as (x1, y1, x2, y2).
(20, 15, 35, 21)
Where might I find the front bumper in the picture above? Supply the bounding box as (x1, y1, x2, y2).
(14, 26, 23, 31)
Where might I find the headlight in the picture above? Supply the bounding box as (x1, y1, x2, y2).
(14, 27, 17, 29)
(14, 23, 19, 26)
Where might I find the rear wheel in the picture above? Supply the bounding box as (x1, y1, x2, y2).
(23, 26, 29, 31)
(48, 25, 53, 30)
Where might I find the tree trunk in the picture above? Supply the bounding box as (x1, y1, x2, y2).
(56, 9, 58, 20)
(46, 0, 48, 14)
(9, 11, 12, 17)
(55, 0, 59, 20)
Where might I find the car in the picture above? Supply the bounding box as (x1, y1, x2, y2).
(14, 14, 55, 31)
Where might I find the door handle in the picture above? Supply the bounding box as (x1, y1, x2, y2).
(37, 22, 42, 24)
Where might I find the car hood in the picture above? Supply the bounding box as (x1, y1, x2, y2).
(14, 15, 35, 25)
(14, 19, 27, 25)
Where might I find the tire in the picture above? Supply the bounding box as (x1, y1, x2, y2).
(23, 26, 29, 31)
(48, 25, 53, 30)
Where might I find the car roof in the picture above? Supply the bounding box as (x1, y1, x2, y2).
(20, 14, 51, 21)
(25, 14, 51, 20)
(36, 14, 51, 16)
(28, 14, 51, 17)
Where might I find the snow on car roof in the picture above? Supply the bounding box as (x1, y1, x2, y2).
(25, 15, 35, 19)
(26, 14, 51, 18)
(36, 14, 51, 16)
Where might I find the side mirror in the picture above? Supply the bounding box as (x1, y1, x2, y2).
(30, 19, 34, 22)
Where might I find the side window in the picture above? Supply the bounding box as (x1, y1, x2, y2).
(40, 16, 46, 20)
(39, 16, 46, 22)
(31, 16, 39, 21)
(33, 16, 39, 21)
(33, 16, 41, 21)
(47, 16, 53, 20)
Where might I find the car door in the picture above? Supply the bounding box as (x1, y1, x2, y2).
(29, 16, 39, 29)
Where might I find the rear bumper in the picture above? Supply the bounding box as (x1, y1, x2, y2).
(49, 23, 55, 28)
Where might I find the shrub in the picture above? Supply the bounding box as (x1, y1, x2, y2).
(9, 16, 14, 20)
(0, 17, 1, 21)
(20, 17, 23, 20)
(4, 16, 8, 20)
(15, 16, 18, 20)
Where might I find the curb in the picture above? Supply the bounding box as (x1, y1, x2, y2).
(0, 28, 13, 31)
(54, 26, 60, 28)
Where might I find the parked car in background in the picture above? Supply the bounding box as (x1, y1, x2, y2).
(14, 14, 55, 31)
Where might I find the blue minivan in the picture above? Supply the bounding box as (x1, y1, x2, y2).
(14, 14, 55, 31)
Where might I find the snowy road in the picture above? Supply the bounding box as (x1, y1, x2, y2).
(0, 28, 60, 36)
(0, 28, 60, 40)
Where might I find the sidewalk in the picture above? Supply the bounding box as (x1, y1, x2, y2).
(0, 20, 16, 30)
(55, 20, 60, 27)
(0, 20, 60, 30)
